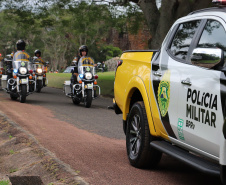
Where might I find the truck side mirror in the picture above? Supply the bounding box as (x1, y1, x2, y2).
(190, 47, 223, 69)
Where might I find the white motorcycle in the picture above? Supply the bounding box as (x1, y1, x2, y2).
(32, 57, 48, 92)
(2, 59, 35, 103)
(64, 57, 100, 108)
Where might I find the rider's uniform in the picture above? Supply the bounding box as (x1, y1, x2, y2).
(13, 50, 30, 62)
(34, 57, 45, 65)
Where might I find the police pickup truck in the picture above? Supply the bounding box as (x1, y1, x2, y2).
(114, 1, 226, 184)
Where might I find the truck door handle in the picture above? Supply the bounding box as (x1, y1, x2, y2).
(154, 71, 162, 77)
(181, 79, 192, 86)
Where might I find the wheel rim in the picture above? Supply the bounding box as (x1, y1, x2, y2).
(129, 114, 141, 156)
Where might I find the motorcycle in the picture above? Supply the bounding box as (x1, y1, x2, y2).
(32, 57, 48, 92)
(64, 56, 100, 108)
(1, 58, 35, 103)
(0, 54, 4, 88)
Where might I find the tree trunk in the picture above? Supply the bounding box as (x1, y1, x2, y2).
(133, 0, 213, 49)
(138, 0, 160, 48)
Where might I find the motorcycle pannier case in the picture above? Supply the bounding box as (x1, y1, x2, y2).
(64, 80, 71, 95)
(1, 75, 7, 89)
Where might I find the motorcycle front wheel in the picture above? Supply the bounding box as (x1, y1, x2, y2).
(20, 84, 27, 103)
(72, 97, 80, 105)
(10, 93, 18, 100)
(36, 80, 42, 93)
(84, 89, 92, 108)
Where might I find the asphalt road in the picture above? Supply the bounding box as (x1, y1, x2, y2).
(20, 87, 124, 140)
(0, 87, 222, 185)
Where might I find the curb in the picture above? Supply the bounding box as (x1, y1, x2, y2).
(0, 110, 89, 185)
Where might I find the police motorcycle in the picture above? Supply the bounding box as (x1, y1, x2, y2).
(1, 58, 35, 103)
(32, 56, 47, 92)
(64, 56, 100, 108)
(0, 54, 4, 88)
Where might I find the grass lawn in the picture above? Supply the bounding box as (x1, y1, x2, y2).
(47, 71, 115, 97)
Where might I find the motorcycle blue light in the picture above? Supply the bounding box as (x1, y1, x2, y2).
(79, 74, 84, 79)
(13, 69, 18, 73)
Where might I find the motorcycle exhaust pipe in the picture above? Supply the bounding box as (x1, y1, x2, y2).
(8, 78, 16, 86)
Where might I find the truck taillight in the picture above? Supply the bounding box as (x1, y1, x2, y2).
(117, 60, 123, 67)
(212, 0, 226, 5)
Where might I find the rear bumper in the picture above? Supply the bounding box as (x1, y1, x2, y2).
(113, 98, 122, 114)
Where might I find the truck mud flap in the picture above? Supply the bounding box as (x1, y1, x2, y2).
(150, 140, 220, 176)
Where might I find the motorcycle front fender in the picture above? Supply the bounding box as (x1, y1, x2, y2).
(17, 77, 29, 94)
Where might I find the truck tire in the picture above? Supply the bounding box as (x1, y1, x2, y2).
(20, 84, 27, 103)
(220, 165, 226, 185)
(126, 101, 162, 168)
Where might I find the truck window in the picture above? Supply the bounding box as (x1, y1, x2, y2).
(170, 20, 201, 60)
(197, 19, 226, 67)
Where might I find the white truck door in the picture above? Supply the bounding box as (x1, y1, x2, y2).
(176, 19, 226, 157)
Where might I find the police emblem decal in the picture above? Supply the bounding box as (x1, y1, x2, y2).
(157, 71, 170, 117)
(21, 62, 25, 67)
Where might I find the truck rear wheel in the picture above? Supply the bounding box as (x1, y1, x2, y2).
(126, 101, 162, 168)
(220, 165, 226, 185)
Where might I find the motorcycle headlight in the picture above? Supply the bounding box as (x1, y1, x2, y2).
(19, 67, 27, 75)
(37, 68, 43, 74)
(79, 74, 84, 79)
(13, 69, 18, 73)
(85, 72, 92, 80)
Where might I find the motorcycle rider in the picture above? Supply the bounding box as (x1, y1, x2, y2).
(34, 49, 44, 64)
(70, 45, 88, 86)
(33, 49, 47, 86)
(13, 39, 30, 62)
(11, 40, 31, 80)
(77, 45, 89, 74)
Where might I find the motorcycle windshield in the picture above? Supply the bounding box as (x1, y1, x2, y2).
(13, 51, 31, 70)
(13, 60, 29, 69)
(79, 66, 95, 75)
(32, 63, 44, 71)
(78, 57, 95, 74)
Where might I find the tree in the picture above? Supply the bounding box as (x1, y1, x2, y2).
(123, 0, 213, 49)
(99, 45, 122, 61)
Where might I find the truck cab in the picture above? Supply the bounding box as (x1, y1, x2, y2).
(114, 1, 226, 184)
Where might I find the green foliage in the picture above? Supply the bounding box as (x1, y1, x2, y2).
(9, 168, 18, 173)
(0, 180, 10, 185)
(0, 0, 141, 70)
(99, 45, 122, 61)
(47, 71, 115, 96)
(97, 71, 115, 96)
(8, 135, 13, 139)
(47, 73, 71, 89)
(9, 149, 15, 154)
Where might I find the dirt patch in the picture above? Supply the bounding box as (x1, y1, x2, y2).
(0, 114, 88, 185)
